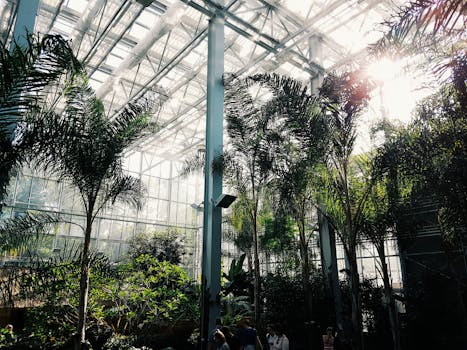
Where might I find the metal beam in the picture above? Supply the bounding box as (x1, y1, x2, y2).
(200, 3, 224, 348)
(96, 1, 187, 99)
(11, 0, 39, 48)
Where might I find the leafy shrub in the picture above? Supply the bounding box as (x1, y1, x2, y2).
(127, 230, 185, 264)
(8, 251, 198, 348)
(92, 254, 199, 334)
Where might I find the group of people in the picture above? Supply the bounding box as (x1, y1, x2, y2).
(209, 318, 289, 350)
(209, 318, 346, 350)
(265, 324, 289, 350)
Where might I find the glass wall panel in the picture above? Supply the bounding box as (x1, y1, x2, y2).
(109, 221, 123, 240)
(159, 179, 169, 200)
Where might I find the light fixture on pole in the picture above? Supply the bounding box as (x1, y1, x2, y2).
(213, 193, 236, 208)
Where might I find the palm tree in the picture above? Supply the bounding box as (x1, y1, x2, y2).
(0, 34, 80, 211)
(29, 78, 158, 347)
(374, 0, 466, 52)
(360, 151, 402, 350)
(222, 74, 288, 325)
(245, 74, 329, 332)
(316, 71, 373, 350)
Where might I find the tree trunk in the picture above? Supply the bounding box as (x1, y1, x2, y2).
(298, 219, 314, 349)
(298, 221, 313, 319)
(348, 251, 363, 350)
(253, 223, 261, 327)
(378, 247, 401, 350)
(77, 212, 93, 348)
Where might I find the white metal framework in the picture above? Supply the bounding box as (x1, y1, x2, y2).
(0, 0, 405, 279)
(1, 0, 403, 167)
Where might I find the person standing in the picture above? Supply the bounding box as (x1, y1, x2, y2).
(208, 319, 224, 350)
(266, 325, 278, 350)
(237, 318, 263, 350)
(272, 325, 289, 350)
(214, 330, 230, 350)
(322, 326, 335, 350)
(221, 326, 241, 350)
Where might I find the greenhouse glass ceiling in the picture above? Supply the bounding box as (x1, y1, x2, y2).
(1, 0, 404, 165)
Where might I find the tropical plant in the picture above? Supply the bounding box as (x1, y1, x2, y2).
(379, 55, 467, 251)
(315, 71, 373, 350)
(261, 213, 298, 273)
(375, 55, 467, 347)
(220, 295, 253, 327)
(0, 34, 81, 212)
(262, 272, 334, 350)
(222, 73, 289, 325)
(222, 253, 252, 297)
(26, 77, 158, 346)
(245, 73, 329, 325)
(360, 154, 402, 350)
(374, 0, 466, 53)
(18, 250, 112, 348)
(127, 229, 186, 264)
(92, 254, 199, 335)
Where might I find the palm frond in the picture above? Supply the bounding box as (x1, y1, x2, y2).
(373, 0, 466, 54)
(111, 96, 159, 148)
(180, 150, 205, 177)
(0, 34, 81, 131)
(0, 212, 62, 253)
(0, 34, 81, 206)
(100, 174, 145, 210)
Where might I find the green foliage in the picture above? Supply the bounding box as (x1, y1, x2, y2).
(6, 252, 198, 347)
(10, 251, 110, 347)
(0, 327, 16, 347)
(0, 212, 62, 254)
(127, 230, 186, 264)
(92, 254, 199, 334)
(262, 272, 334, 346)
(222, 254, 253, 297)
(0, 33, 81, 211)
(19, 249, 111, 306)
(373, 0, 465, 55)
(220, 295, 253, 327)
(378, 55, 467, 251)
(261, 214, 296, 253)
(25, 75, 161, 342)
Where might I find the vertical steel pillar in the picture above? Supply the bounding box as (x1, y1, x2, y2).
(318, 209, 344, 334)
(309, 35, 324, 94)
(11, 0, 39, 49)
(200, 4, 225, 350)
(0, 0, 40, 211)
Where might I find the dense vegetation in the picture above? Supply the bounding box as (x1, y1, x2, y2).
(0, 2, 466, 350)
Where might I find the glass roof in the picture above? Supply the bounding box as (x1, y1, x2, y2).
(0, 0, 405, 169)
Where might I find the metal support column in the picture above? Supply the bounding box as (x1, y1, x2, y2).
(11, 0, 39, 49)
(200, 4, 225, 350)
(318, 209, 344, 334)
(0, 0, 40, 211)
(309, 35, 324, 94)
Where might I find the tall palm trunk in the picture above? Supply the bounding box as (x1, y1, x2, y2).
(295, 198, 313, 320)
(252, 209, 261, 327)
(297, 216, 314, 349)
(348, 248, 363, 350)
(297, 218, 313, 319)
(377, 246, 401, 350)
(77, 210, 93, 347)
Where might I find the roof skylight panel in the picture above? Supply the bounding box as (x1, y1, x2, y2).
(129, 22, 150, 39)
(281, 0, 314, 19)
(106, 42, 132, 68)
(89, 69, 110, 91)
(65, 0, 88, 13)
(50, 15, 75, 38)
